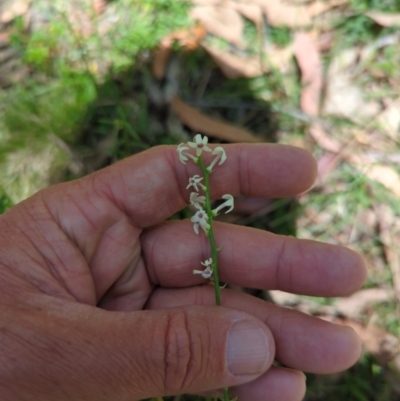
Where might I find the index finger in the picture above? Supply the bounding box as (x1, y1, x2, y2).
(90, 143, 317, 228)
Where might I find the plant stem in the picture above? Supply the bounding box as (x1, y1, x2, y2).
(198, 157, 231, 401)
(198, 157, 222, 305)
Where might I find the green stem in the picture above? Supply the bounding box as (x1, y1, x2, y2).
(198, 157, 222, 306)
(198, 157, 231, 401)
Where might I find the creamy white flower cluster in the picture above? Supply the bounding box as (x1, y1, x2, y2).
(177, 134, 234, 280)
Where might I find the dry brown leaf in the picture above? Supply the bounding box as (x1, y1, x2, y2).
(228, 1, 263, 26)
(191, 5, 244, 47)
(307, 0, 349, 17)
(376, 98, 400, 140)
(341, 320, 400, 365)
(171, 96, 260, 143)
(294, 32, 322, 116)
(257, 0, 311, 27)
(250, 0, 348, 28)
(202, 43, 263, 78)
(374, 204, 400, 302)
(335, 288, 394, 319)
(366, 11, 400, 27)
(367, 165, 400, 198)
(0, 0, 31, 24)
(309, 124, 341, 153)
(152, 26, 206, 79)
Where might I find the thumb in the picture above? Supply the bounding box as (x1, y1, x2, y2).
(3, 300, 274, 400)
(123, 305, 275, 398)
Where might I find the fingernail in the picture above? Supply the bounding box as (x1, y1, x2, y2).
(227, 320, 269, 376)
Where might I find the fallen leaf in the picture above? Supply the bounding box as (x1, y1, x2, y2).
(374, 204, 400, 302)
(307, 0, 349, 17)
(228, 1, 263, 27)
(341, 320, 400, 365)
(366, 11, 400, 27)
(309, 124, 341, 153)
(294, 32, 322, 116)
(335, 288, 395, 319)
(202, 43, 263, 78)
(253, 0, 348, 28)
(191, 5, 244, 47)
(152, 26, 206, 79)
(376, 98, 400, 140)
(367, 165, 400, 198)
(0, 0, 31, 24)
(171, 96, 260, 143)
(316, 152, 341, 181)
(257, 0, 311, 27)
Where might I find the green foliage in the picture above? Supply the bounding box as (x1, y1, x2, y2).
(350, 0, 400, 12)
(11, 0, 190, 76)
(307, 354, 393, 401)
(268, 26, 292, 47)
(0, 190, 13, 214)
(334, 2, 399, 48)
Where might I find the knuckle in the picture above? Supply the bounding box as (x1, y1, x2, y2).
(161, 309, 205, 395)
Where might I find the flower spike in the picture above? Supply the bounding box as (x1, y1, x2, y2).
(188, 134, 212, 157)
(206, 146, 227, 172)
(191, 208, 210, 235)
(212, 194, 234, 216)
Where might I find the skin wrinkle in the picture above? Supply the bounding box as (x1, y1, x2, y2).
(142, 225, 165, 286)
(90, 217, 140, 291)
(177, 310, 194, 394)
(21, 215, 93, 302)
(0, 216, 77, 300)
(22, 203, 79, 291)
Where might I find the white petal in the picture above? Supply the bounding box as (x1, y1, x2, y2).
(193, 222, 199, 235)
(194, 134, 203, 144)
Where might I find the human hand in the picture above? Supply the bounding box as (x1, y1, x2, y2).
(0, 144, 366, 401)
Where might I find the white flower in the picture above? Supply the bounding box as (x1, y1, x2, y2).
(186, 175, 205, 192)
(188, 134, 212, 157)
(212, 194, 234, 216)
(177, 143, 198, 165)
(191, 208, 210, 235)
(193, 258, 213, 279)
(190, 192, 206, 209)
(206, 146, 227, 172)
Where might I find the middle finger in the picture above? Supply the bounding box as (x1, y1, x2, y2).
(142, 220, 366, 296)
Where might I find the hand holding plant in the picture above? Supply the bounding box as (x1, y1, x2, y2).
(0, 141, 366, 401)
